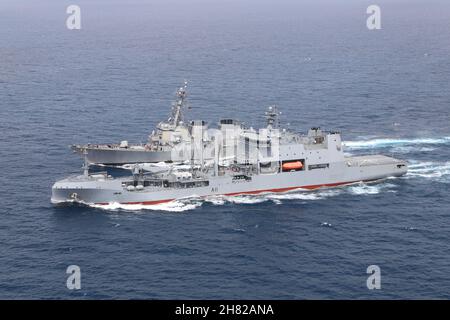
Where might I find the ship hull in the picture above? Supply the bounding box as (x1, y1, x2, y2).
(52, 156, 408, 206)
(73, 146, 173, 165)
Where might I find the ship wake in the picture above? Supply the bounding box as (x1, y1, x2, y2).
(344, 135, 450, 183)
(406, 161, 450, 182)
(80, 181, 398, 212)
(90, 199, 204, 212)
(343, 136, 450, 151)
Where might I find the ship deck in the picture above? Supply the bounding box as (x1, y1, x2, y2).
(345, 155, 407, 167)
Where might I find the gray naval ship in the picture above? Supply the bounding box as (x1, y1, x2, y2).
(71, 82, 193, 165)
(52, 98, 408, 206)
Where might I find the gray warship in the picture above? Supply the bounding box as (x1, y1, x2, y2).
(71, 82, 193, 165)
(52, 98, 408, 206)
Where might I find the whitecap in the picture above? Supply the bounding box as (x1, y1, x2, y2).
(343, 136, 450, 150)
(267, 189, 342, 201)
(391, 146, 437, 153)
(348, 184, 381, 195)
(406, 161, 450, 182)
(90, 199, 203, 212)
(222, 195, 269, 205)
(204, 196, 226, 206)
(348, 182, 397, 195)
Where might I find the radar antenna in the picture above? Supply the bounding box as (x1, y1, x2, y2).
(265, 105, 281, 129)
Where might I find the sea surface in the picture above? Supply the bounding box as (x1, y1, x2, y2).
(1, 0, 450, 299)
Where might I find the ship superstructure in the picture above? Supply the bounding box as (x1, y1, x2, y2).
(71, 82, 193, 164)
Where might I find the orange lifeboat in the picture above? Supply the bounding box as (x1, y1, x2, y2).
(282, 161, 303, 171)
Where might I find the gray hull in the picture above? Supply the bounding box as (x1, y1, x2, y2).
(75, 146, 173, 165)
(52, 155, 408, 206)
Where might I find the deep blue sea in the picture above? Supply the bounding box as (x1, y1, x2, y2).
(1, 0, 450, 299)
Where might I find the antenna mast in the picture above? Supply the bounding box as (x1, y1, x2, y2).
(82, 148, 89, 177)
(265, 105, 281, 129)
(170, 81, 188, 126)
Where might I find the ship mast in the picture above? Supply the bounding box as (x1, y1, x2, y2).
(169, 81, 188, 127)
(265, 105, 281, 129)
(82, 148, 89, 177)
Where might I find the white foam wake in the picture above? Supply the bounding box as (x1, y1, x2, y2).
(348, 182, 397, 195)
(90, 199, 203, 212)
(406, 161, 450, 182)
(74, 181, 400, 212)
(202, 188, 345, 206)
(73, 188, 346, 212)
(267, 189, 343, 201)
(343, 137, 450, 150)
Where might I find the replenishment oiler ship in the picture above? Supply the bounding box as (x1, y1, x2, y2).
(52, 85, 408, 207)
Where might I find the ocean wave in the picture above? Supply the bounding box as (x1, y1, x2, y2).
(205, 194, 281, 205)
(90, 199, 203, 212)
(203, 182, 393, 205)
(266, 189, 342, 201)
(391, 146, 436, 153)
(348, 182, 397, 195)
(219, 195, 270, 205)
(406, 161, 450, 182)
(203, 188, 344, 206)
(343, 137, 450, 150)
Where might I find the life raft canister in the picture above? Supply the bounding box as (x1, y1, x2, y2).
(282, 161, 303, 171)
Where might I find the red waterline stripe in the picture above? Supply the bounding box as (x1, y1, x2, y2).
(94, 179, 370, 206)
(95, 198, 175, 206)
(223, 180, 361, 196)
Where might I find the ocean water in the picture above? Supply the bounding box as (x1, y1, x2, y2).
(1, 0, 450, 299)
